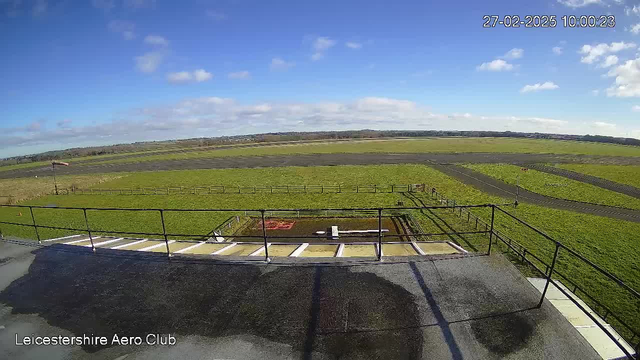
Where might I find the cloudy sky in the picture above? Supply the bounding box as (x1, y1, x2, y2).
(2, 0, 640, 157)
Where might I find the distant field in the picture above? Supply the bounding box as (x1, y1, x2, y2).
(0, 174, 123, 204)
(0, 164, 638, 340)
(464, 163, 640, 210)
(69, 137, 640, 167)
(558, 164, 640, 189)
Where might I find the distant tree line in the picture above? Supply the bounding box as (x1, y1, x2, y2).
(3, 130, 640, 165)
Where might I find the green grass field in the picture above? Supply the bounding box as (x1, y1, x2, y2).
(66, 137, 640, 167)
(558, 164, 640, 189)
(0, 163, 638, 342)
(463, 163, 640, 210)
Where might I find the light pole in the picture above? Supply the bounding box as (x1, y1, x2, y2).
(51, 161, 69, 195)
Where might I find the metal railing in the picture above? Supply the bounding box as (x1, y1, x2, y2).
(60, 183, 428, 195)
(0, 202, 638, 358)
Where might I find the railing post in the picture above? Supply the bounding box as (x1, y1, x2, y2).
(261, 210, 270, 263)
(377, 209, 383, 261)
(488, 205, 496, 255)
(83, 209, 95, 252)
(538, 242, 561, 308)
(160, 210, 171, 258)
(29, 206, 41, 244)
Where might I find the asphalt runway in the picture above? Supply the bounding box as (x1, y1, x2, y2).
(3, 152, 640, 222)
(4, 152, 640, 179)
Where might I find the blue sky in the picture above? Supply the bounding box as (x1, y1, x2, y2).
(1, 0, 640, 157)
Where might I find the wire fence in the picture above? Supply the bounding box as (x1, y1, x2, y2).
(60, 183, 428, 195)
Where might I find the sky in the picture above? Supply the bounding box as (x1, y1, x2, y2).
(1, 0, 640, 158)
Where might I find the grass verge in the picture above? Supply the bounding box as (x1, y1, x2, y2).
(464, 163, 640, 210)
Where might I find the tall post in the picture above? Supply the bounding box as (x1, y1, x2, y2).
(538, 243, 561, 308)
(29, 206, 41, 244)
(83, 209, 95, 252)
(52, 164, 59, 195)
(377, 209, 383, 261)
(488, 205, 496, 255)
(160, 210, 171, 257)
(261, 210, 270, 262)
(516, 174, 520, 204)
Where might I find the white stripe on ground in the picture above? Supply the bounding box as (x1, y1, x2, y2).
(175, 242, 205, 254)
(86, 238, 123, 247)
(447, 241, 468, 254)
(336, 244, 345, 257)
(44, 234, 82, 242)
(289, 243, 309, 257)
(139, 241, 175, 252)
(212, 243, 236, 255)
(411, 241, 426, 256)
(64, 237, 101, 245)
(111, 239, 147, 249)
(249, 243, 272, 256)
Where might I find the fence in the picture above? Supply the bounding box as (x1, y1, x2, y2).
(420, 189, 639, 359)
(0, 202, 638, 358)
(61, 183, 428, 196)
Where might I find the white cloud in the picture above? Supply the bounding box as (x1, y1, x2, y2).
(630, 23, 640, 34)
(108, 20, 136, 40)
(592, 89, 600, 96)
(167, 72, 192, 83)
(592, 121, 617, 131)
(313, 37, 336, 51)
(144, 35, 168, 47)
(632, 105, 640, 112)
(579, 41, 636, 64)
(553, 46, 563, 55)
(346, 42, 362, 49)
(310, 37, 336, 61)
(520, 82, 559, 93)
(135, 52, 164, 73)
(503, 48, 524, 60)
(167, 69, 213, 84)
(206, 10, 226, 21)
(124, 0, 155, 9)
(32, 0, 46, 16)
(228, 71, 251, 80)
(599, 55, 619, 68)
(6, 96, 640, 155)
(558, 0, 603, 8)
(193, 69, 212, 82)
(626, 5, 640, 16)
(270, 57, 295, 71)
(606, 56, 640, 97)
(91, 0, 114, 11)
(477, 59, 514, 72)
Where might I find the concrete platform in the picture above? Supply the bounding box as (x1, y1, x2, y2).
(0, 240, 601, 360)
(528, 277, 636, 359)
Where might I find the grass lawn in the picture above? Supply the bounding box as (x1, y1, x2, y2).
(558, 164, 640, 189)
(463, 163, 640, 210)
(0, 174, 123, 204)
(78, 137, 640, 166)
(0, 164, 638, 341)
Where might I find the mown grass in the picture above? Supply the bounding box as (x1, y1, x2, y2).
(558, 164, 640, 189)
(464, 163, 640, 210)
(0, 174, 123, 204)
(0, 164, 638, 342)
(83, 137, 640, 166)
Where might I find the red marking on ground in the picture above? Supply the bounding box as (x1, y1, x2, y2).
(257, 220, 296, 230)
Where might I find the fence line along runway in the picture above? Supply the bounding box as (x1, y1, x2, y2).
(3, 152, 640, 180)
